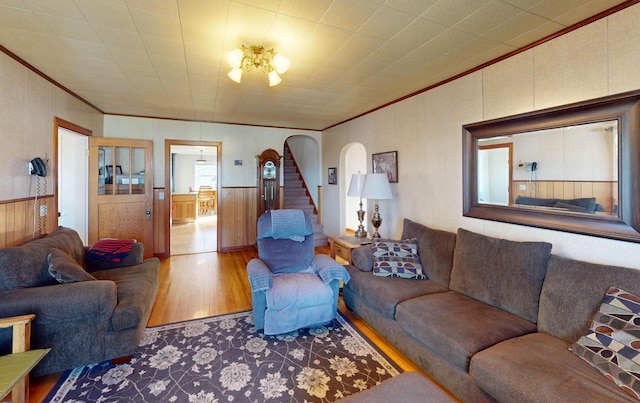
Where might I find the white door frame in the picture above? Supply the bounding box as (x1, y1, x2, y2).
(164, 139, 221, 256)
(54, 118, 91, 243)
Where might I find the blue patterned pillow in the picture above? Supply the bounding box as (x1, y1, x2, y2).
(571, 287, 640, 399)
(372, 239, 426, 280)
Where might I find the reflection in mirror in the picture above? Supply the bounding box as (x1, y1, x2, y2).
(477, 120, 619, 216)
(463, 90, 640, 243)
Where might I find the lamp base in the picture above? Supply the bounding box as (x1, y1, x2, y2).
(371, 203, 382, 238)
(355, 227, 367, 238)
(355, 208, 367, 238)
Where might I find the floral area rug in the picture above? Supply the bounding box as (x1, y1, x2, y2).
(45, 310, 402, 402)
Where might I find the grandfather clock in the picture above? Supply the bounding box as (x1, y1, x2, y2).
(257, 149, 281, 216)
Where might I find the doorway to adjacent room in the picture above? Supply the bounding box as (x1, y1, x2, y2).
(165, 140, 221, 255)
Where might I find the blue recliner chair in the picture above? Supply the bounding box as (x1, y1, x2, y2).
(246, 209, 350, 335)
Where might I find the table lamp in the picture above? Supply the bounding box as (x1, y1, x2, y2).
(361, 173, 393, 238)
(347, 173, 367, 238)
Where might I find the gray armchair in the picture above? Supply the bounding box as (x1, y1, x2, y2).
(246, 210, 350, 335)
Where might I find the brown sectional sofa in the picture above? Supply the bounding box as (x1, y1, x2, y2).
(343, 218, 640, 402)
(0, 226, 160, 376)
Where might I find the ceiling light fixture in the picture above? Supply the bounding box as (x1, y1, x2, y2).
(226, 45, 289, 86)
(196, 150, 207, 165)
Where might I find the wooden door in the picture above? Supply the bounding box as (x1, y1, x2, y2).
(89, 137, 154, 258)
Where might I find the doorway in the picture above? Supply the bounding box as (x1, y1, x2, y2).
(54, 118, 91, 244)
(478, 143, 513, 205)
(165, 140, 221, 255)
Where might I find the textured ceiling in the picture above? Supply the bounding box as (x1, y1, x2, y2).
(0, 0, 630, 130)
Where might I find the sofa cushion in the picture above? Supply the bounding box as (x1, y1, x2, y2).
(400, 219, 456, 287)
(344, 265, 447, 319)
(91, 259, 160, 332)
(48, 249, 96, 283)
(449, 228, 551, 323)
(538, 255, 640, 343)
(339, 372, 457, 403)
(372, 239, 426, 280)
(351, 244, 373, 271)
(0, 243, 57, 291)
(470, 332, 635, 402)
(571, 287, 640, 399)
(0, 226, 86, 291)
(396, 291, 537, 371)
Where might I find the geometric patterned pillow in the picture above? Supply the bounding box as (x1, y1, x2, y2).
(372, 239, 426, 280)
(571, 287, 640, 400)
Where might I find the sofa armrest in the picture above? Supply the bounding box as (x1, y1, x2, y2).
(313, 254, 351, 284)
(246, 259, 272, 292)
(0, 281, 117, 324)
(85, 242, 145, 272)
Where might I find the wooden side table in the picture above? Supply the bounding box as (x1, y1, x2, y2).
(329, 235, 371, 265)
(0, 314, 50, 403)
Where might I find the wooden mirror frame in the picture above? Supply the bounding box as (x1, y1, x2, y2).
(463, 90, 640, 243)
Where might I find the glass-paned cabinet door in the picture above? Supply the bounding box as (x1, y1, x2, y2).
(98, 145, 145, 195)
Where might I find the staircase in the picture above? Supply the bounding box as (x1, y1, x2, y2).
(283, 143, 328, 247)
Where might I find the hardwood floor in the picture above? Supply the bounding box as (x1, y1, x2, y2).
(170, 214, 217, 254)
(29, 246, 449, 402)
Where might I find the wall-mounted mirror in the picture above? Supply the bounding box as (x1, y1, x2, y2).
(463, 90, 640, 243)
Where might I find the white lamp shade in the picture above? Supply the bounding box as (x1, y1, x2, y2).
(228, 67, 243, 83)
(268, 70, 281, 86)
(361, 173, 392, 200)
(226, 48, 243, 68)
(273, 53, 290, 74)
(347, 173, 367, 197)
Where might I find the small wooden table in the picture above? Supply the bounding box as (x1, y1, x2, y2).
(329, 235, 371, 265)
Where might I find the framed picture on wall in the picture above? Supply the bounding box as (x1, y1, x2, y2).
(328, 167, 337, 185)
(372, 151, 398, 183)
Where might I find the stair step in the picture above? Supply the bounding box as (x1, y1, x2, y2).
(285, 205, 314, 213)
(283, 188, 306, 196)
(284, 141, 325, 245)
(284, 198, 313, 204)
(285, 196, 312, 203)
(314, 233, 328, 247)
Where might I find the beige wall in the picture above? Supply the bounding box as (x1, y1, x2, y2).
(0, 51, 103, 201)
(103, 115, 321, 188)
(322, 4, 640, 269)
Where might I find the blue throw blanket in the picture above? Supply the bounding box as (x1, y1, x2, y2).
(270, 209, 313, 242)
(269, 209, 309, 242)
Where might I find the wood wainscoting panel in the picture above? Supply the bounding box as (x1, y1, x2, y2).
(0, 196, 55, 247)
(219, 187, 256, 251)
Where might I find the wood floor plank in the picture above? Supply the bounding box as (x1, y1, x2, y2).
(28, 245, 443, 401)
